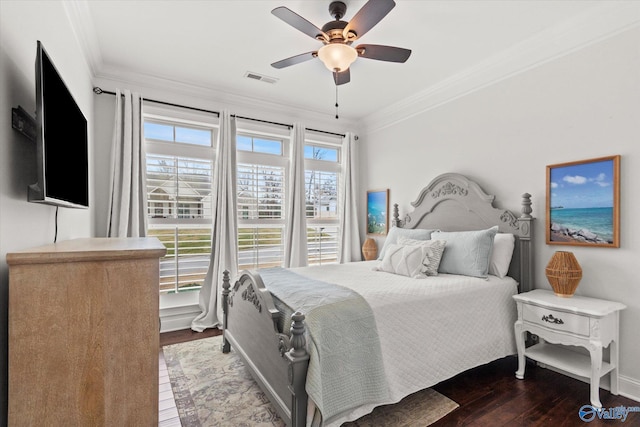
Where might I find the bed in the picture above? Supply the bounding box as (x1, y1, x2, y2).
(221, 172, 534, 427)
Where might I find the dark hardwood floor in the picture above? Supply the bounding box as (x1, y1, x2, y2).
(160, 326, 221, 347)
(160, 329, 639, 426)
(431, 357, 639, 427)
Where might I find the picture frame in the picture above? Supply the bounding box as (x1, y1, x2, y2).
(546, 155, 620, 248)
(367, 189, 389, 235)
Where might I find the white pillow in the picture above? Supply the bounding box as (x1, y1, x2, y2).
(431, 226, 498, 278)
(377, 227, 437, 260)
(488, 233, 515, 279)
(376, 243, 434, 278)
(397, 238, 447, 276)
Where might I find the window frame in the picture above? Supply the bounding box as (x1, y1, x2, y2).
(144, 104, 219, 295)
(235, 121, 290, 270)
(303, 133, 343, 265)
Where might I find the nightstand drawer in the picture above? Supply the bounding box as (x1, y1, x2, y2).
(523, 304, 590, 336)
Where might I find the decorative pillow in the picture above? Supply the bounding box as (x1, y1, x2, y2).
(377, 227, 437, 260)
(376, 243, 433, 278)
(431, 226, 499, 278)
(397, 238, 447, 276)
(489, 233, 515, 279)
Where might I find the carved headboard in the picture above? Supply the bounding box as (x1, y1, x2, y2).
(392, 173, 534, 292)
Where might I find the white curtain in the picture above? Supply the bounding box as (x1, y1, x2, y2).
(106, 89, 147, 237)
(192, 111, 238, 332)
(284, 123, 309, 268)
(338, 132, 361, 262)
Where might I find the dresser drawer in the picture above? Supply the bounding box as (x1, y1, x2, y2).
(523, 304, 590, 336)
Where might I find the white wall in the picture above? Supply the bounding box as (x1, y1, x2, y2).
(361, 27, 640, 400)
(0, 0, 95, 420)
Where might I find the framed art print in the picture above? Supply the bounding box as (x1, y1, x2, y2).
(546, 155, 620, 247)
(367, 189, 389, 235)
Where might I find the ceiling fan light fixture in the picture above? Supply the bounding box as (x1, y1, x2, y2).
(317, 43, 357, 72)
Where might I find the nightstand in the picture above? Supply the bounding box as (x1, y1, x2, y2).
(513, 289, 626, 408)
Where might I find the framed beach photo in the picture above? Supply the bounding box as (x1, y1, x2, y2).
(546, 155, 620, 247)
(367, 189, 389, 235)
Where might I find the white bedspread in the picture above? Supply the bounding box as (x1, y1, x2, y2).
(289, 261, 518, 426)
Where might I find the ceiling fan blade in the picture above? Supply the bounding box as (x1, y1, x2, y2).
(333, 68, 350, 86)
(272, 7, 328, 41)
(271, 51, 317, 69)
(343, 0, 396, 41)
(356, 44, 411, 63)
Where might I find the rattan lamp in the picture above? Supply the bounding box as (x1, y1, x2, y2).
(545, 251, 582, 297)
(362, 238, 378, 261)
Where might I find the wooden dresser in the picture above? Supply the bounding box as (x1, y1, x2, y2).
(7, 237, 166, 426)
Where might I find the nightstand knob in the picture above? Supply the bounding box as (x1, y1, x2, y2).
(542, 314, 564, 325)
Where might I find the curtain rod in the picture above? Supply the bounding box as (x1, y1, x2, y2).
(231, 114, 345, 138)
(231, 114, 291, 130)
(93, 87, 346, 138)
(232, 115, 346, 138)
(93, 87, 220, 117)
(306, 127, 346, 138)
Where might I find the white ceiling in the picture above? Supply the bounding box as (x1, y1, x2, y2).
(73, 1, 620, 121)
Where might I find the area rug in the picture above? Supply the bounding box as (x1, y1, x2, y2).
(163, 336, 458, 427)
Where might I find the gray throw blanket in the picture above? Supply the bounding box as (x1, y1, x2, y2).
(259, 268, 389, 424)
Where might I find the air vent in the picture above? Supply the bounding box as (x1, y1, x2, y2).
(244, 71, 278, 84)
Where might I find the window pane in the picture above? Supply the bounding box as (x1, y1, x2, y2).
(238, 227, 284, 270)
(307, 226, 338, 265)
(144, 122, 212, 147)
(305, 145, 338, 162)
(305, 170, 338, 219)
(175, 126, 212, 146)
(149, 226, 212, 294)
(237, 163, 284, 219)
(147, 154, 213, 220)
(237, 135, 253, 151)
(237, 135, 282, 155)
(253, 138, 282, 155)
(144, 122, 173, 142)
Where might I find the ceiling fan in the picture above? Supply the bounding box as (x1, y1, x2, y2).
(271, 0, 411, 86)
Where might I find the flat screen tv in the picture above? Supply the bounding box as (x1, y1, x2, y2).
(28, 40, 89, 209)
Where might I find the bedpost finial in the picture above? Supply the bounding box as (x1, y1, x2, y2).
(289, 311, 307, 358)
(221, 270, 232, 334)
(521, 193, 532, 218)
(222, 270, 231, 291)
(392, 204, 400, 227)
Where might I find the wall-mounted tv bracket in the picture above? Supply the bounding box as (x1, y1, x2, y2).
(12, 106, 37, 142)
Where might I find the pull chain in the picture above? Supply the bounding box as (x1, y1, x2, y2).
(334, 74, 339, 120)
(335, 85, 339, 119)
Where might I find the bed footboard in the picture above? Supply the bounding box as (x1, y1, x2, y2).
(221, 270, 310, 427)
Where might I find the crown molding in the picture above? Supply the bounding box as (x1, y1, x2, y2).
(93, 67, 359, 131)
(361, 2, 640, 133)
(63, 0, 103, 77)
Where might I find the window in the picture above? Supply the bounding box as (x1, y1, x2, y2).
(236, 129, 288, 270)
(305, 144, 338, 162)
(304, 136, 341, 265)
(144, 106, 218, 294)
(143, 108, 348, 293)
